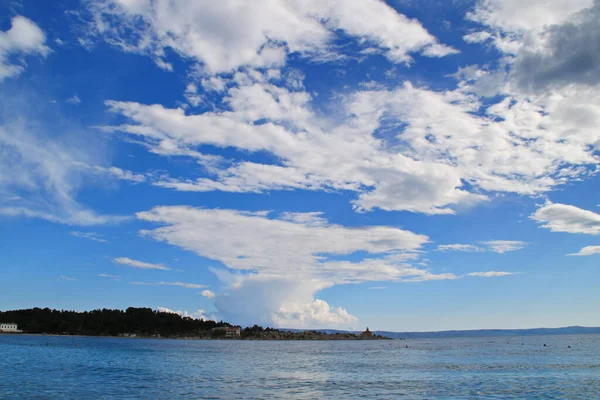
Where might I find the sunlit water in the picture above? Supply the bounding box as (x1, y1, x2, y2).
(1, 334, 599, 399)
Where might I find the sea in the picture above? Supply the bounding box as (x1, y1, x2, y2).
(1, 334, 599, 399)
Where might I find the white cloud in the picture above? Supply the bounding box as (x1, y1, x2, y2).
(130, 281, 206, 289)
(156, 307, 208, 320)
(0, 120, 127, 226)
(448, 1, 600, 202)
(201, 77, 226, 92)
(201, 289, 216, 299)
(66, 95, 82, 104)
(104, 74, 599, 215)
(480, 240, 528, 254)
(136, 205, 455, 327)
(0, 110, 138, 226)
(113, 257, 170, 270)
(0, 16, 50, 80)
(509, 1, 600, 91)
(58, 275, 77, 281)
(467, 0, 592, 55)
(531, 202, 600, 235)
(82, 164, 147, 183)
(467, 271, 517, 277)
(69, 231, 107, 243)
(102, 82, 490, 215)
(213, 274, 357, 328)
(85, 0, 455, 74)
(98, 273, 120, 280)
(437, 241, 526, 253)
(136, 206, 429, 277)
(568, 246, 600, 256)
(273, 299, 357, 329)
(437, 244, 484, 252)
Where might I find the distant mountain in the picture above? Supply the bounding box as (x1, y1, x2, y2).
(285, 326, 600, 339)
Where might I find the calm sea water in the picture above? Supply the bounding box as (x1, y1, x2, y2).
(1, 334, 599, 399)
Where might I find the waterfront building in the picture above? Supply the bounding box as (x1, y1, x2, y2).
(0, 322, 22, 333)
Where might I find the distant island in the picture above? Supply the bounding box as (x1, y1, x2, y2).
(311, 326, 600, 339)
(0, 307, 388, 340)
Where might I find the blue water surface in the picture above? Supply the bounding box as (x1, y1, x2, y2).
(1, 334, 599, 399)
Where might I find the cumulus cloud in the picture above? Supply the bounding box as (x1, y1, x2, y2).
(69, 231, 107, 243)
(452, 0, 600, 195)
(469, 0, 591, 32)
(85, 0, 455, 74)
(531, 202, 600, 234)
(80, 0, 599, 219)
(130, 281, 206, 289)
(510, 0, 600, 91)
(467, 271, 517, 277)
(113, 257, 170, 270)
(213, 275, 357, 328)
(104, 74, 599, 215)
(156, 307, 209, 320)
(274, 299, 357, 329)
(0, 16, 50, 80)
(135, 205, 454, 327)
(466, 0, 592, 55)
(201, 290, 216, 299)
(568, 246, 600, 256)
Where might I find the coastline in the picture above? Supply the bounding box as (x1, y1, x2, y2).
(2, 332, 391, 341)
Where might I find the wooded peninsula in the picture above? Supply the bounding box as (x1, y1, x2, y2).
(0, 307, 389, 340)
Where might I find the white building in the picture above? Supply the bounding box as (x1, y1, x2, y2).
(225, 327, 241, 338)
(0, 322, 22, 333)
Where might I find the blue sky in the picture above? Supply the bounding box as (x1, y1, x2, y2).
(1, 0, 600, 331)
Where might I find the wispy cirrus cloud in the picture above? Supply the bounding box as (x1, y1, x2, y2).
(467, 271, 518, 277)
(69, 231, 107, 243)
(129, 281, 206, 289)
(437, 241, 527, 253)
(97, 273, 120, 280)
(437, 244, 484, 252)
(113, 257, 169, 270)
(480, 241, 528, 254)
(66, 95, 81, 104)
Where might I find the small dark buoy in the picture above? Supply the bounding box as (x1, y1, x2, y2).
(522, 343, 524, 345)
(406, 345, 408, 348)
(543, 344, 547, 347)
(568, 346, 571, 348)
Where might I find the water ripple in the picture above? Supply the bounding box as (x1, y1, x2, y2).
(0, 334, 599, 399)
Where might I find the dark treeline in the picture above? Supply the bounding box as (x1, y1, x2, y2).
(0, 307, 230, 337)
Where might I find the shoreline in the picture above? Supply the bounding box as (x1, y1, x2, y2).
(1, 333, 391, 341)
